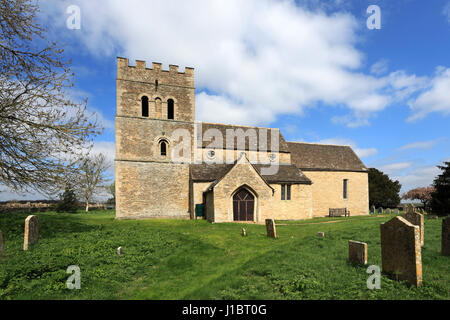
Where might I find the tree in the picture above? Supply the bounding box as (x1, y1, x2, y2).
(55, 184, 78, 213)
(76, 153, 111, 212)
(105, 181, 115, 205)
(430, 161, 450, 216)
(402, 186, 435, 210)
(0, 0, 101, 194)
(368, 168, 401, 208)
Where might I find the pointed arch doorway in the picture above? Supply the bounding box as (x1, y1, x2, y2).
(232, 188, 255, 221)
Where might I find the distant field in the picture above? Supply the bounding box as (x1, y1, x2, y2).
(0, 211, 448, 300)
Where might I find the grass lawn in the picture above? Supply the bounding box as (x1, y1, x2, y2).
(0, 211, 448, 300)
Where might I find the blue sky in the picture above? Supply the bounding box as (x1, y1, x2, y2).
(2, 0, 450, 200)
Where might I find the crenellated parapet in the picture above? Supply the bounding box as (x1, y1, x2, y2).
(117, 57, 194, 88)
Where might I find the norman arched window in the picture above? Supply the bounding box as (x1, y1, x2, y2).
(167, 99, 174, 120)
(160, 140, 167, 156)
(141, 96, 149, 117)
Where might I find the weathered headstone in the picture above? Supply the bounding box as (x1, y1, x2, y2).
(377, 207, 383, 214)
(117, 247, 122, 256)
(403, 210, 424, 247)
(394, 209, 399, 215)
(23, 215, 39, 251)
(386, 208, 391, 214)
(443, 217, 450, 256)
(318, 232, 325, 238)
(241, 228, 247, 237)
(370, 205, 376, 214)
(265, 219, 277, 239)
(0, 230, 3, 253)
(380, 216, 422, 287)
(348, 240, 367, 265)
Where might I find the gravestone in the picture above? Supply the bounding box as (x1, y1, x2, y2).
(23, 215, 39, 251)
(265, 219, 277, 239)
(443, 217, 450, 256)
(242, 228, 247, 237)
(318, 232, 325, 238)
(429, 215, 438, 220)
(377, 207, 383, 214)
(0, 230, 3, 253)
(403, 210, 424, 247)
(117, 247, 122, 256)
(394, 209, 399, 215)
(348, 240, 367, 265)
(370, 205, 376, 214)
(386, 208, 391, 214)
(380, 216, 422, 287)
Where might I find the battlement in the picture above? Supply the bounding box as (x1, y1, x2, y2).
(117, 57, 194, 87)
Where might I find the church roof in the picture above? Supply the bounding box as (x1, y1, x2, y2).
(190, 163, 312, 184)
(196, 122, 290, 153)
(287, 142, 367, 172)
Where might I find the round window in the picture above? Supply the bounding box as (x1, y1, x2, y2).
(207, 150, 216, 159)
(269, 153, 276, 162)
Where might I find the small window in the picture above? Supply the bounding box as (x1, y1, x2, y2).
(160, 141, 167, 156)
(167, 99, 174, 119)
(141, 96, 149, 117)
(207, 150, 215, 159)
(281, 184, 291, 200)
(343, 179, 348, 199)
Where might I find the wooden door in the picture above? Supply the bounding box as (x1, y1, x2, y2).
(233, 188, 255, 221)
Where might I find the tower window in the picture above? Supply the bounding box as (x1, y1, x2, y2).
(167, 99, 174, 119)
(343, 179, 348, 199)
(160, 141, 167, 156)
(141, 96, 149, 117)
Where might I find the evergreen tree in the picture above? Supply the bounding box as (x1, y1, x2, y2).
(56, 185, 79, 213)
(368, 168, 401, 208)
(430, 162, 450, 216)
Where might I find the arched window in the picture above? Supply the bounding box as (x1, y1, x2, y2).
(167, 99, 174, 120)
(160, 141, 167, 156)
(141, 96, 149, 117)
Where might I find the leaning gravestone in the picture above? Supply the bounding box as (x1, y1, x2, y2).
(241, 228, 247, 237)
(348, 240, 367, 265)
(0, 230, 3, 253)
(24, 215, 39, 251)
(370, 205, 376, 214)
(377, 207, 383, 214)
(403, 210, 424, 247)
(265, 219, 277, 239)
(380, 216, 422, 287)
(443, 217, 450, 256)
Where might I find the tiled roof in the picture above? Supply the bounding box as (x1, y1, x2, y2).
(196, 122, 290, 152)
(190, 163, 311, 184)
(287, 142, 367, 172)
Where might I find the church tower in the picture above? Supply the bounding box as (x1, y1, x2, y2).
(115, 57, 195, 219)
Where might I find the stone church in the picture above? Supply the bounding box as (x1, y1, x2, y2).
(115, 58, 369, 222)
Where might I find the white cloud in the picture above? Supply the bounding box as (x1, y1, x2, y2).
(378, 162, 413, 174)
(443, 2, 450, 23)
(396, 140, 439, 151)
(38, 0, 438, 127)
(314, 138, 378, 158)
(392, 165, 440, 192)
(407, 67, 450, 121)
(370, 59, 389, 75)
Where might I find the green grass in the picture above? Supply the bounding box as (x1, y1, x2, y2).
(0, 211, 448, 300)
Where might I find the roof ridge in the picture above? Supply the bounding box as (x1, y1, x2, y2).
(199, 121, 278, 131)
(287, 141, 351, 147)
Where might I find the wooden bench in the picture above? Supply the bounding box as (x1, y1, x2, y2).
(329, 208, 350, 217)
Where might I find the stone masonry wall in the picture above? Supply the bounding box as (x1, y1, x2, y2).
(268, 184, 312, 220)
(115, 161, 190, 219)
(303, 171, 369, 217)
